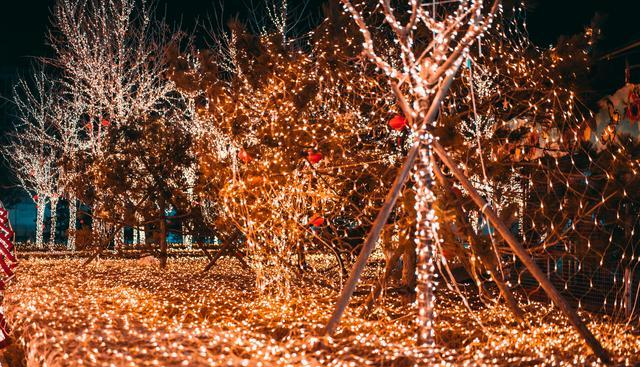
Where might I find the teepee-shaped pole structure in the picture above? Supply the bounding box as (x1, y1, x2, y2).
(324, 0, 610, 363)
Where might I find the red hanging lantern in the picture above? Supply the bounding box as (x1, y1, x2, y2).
(238, 148, 252, 164)
(388, 115, 407, 131)
(101, 119, 110, 127)
(307, 214, 325, 227)
(307, 150, 323, 164)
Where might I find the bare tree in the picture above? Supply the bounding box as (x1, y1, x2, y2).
(49, 0, 178, 126)
(328, 0, 499, 345)
(3, 68, 60, 248)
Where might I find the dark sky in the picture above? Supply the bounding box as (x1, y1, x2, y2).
(1, 1, 639, 70)
(1, 0, 640, 199)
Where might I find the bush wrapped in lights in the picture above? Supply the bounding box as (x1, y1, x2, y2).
(169, 4, 407, 290)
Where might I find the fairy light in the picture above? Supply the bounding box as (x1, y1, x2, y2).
(4, 0, 640, 364)
(5, 258, 640, 366)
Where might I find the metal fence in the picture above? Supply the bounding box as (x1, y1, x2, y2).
(515, 255, 639, 318)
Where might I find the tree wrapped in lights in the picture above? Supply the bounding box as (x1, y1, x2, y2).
(75, 113, 194, 267)
(49, 0, 177, 125)
(324, 0, 500, 346)
(323, 1, 612, 361)
(49, 0, 186, 259)
(3, 68, 61, 249)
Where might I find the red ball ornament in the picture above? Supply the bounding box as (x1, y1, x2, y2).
(238, 148, 252, 164)
(33, 195, 38, 201)
(388, 115, 407, 131)
(307, 214, 325, 227)
(307, 150, 323, 164)
(101, 119, 110, 127)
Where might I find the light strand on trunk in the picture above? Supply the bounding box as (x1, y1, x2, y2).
(67, 197, 76, 251)
(49, 197, 58, 247)
(35, 195, 45, 248)
(413, 137, 439, 347)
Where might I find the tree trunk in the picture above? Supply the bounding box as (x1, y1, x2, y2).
(401, 240, 417, 289)
(413, 143, 438, 347)
(67, 197, 77, 251)
(183, 184, 194, 249)
(113, 227, 125, 252)
(136, 226, 145, 245)
(363, 242, 405, 314)
(91, 217, 100, 248)
(49, 197, 58, 248)
(35, 195, 45, 249)
(159, 199, 168, 268)
(183, 223, 192, 250)
(432, 159, 524, 321)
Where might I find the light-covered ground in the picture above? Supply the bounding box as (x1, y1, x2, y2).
(3, 258, 639, 366)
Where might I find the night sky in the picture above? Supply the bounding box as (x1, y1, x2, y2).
(1, 0, 640, 200)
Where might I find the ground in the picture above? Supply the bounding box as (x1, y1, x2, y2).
(1, 258, 639, 366)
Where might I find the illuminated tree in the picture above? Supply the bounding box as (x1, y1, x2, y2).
(331, 0, 499, 344)
(3, 68, 59, 248)
(72, 114, 194, 267)
(49, 0, 177, 125)
(49, 0, 183, 254)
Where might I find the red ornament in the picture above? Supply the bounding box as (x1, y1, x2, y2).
(388, 115, 407, 131)
(85, 122, 93, 131)
(101, 119, 110, 127)
(307, 150, 323, 164)
(238, 148, 252, 164)
(307, 214, 325, 227)
(33, 195, 39, 201)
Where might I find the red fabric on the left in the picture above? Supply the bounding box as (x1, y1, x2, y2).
(0, 206, 17, 347)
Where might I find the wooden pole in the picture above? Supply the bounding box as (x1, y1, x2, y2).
(431, 161, 524, 321)
(324, 144, 419, 336)
(432, 140, 611, 364)
(202, 230, 241, 273)
(624, 267, 632, 318)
